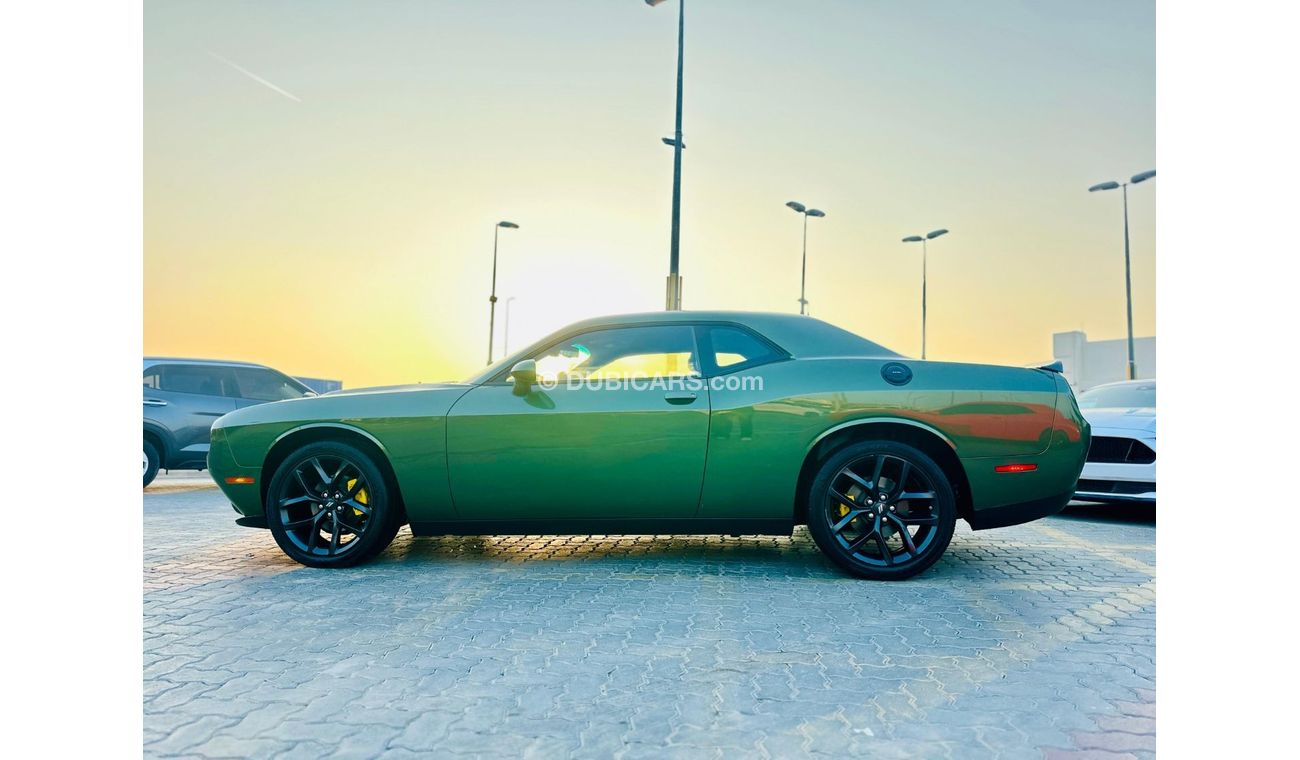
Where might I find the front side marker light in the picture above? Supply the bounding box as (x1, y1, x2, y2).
(224, 476, 256, 485)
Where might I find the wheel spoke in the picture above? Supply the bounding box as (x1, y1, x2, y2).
(899, 512, 938, 526)
(892, 461, 912, 497)
(871, 455, 886, 490)
(284, 511, 324, 528)
(875, 531, 892, 564)
(330, 460, 352, 488)
(829, 489, 861, 513)
(899, 491, 936, 501)
(831, 509, 866, 533)
(306, 522, 320, 553)
(293, 468, 315, 497)
(310, 458, 331, 487)
(889, 514, 919, 555)
(329, 516, 340, 555)
(840, 468, 876, 495)
(342, 498, 371, 515)
(846, 529, 876, 553)
(280, 494, 318, 508)
(337, 513, 366, 533)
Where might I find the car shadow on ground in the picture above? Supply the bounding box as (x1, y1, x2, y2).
(1058, 501, 1156, 526)
(379, 530, 836, 573)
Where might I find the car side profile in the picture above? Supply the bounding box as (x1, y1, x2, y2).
(143, 358, 315, 486)
(209, 312, 1089, 580)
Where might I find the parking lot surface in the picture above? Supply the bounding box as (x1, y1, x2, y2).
(144, 480, 1155, 759)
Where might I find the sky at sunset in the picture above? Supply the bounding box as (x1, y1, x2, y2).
(145, 0, 1155, 389)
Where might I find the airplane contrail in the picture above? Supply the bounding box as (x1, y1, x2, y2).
(207, 51, 302, 103)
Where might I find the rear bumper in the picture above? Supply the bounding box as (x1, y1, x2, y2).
(966, 489, 1073, 530)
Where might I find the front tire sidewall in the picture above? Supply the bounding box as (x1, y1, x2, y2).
(143, 440, 160, 488)
(266, 442, 397, 568)
(807, 441, 957, 581)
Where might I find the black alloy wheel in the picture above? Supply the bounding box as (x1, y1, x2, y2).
(807, 441, 956, 580)
(266, 441, 399, 568)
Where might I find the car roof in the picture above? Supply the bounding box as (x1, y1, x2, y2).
(143, 357, 272, 370)
(465, 310, 901, 384)
(565, 311, 899, 357)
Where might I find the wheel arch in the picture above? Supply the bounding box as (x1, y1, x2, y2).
(793, 418, 973, 524)
(143, 423, 172, 466)
(260, 424, 408, 522)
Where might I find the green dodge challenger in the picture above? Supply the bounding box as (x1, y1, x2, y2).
(209, 311, 1088, 580)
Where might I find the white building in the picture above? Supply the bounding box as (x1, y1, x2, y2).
(1052, 331, 1156, 391)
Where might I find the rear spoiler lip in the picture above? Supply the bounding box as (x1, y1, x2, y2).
(1034, 360, 1064, 373)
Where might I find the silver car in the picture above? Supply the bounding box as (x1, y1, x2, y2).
(143, 358, 315, 486)
(1073, 379, 1156, 504)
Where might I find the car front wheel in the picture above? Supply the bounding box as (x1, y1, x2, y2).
(265, 441, 401, 568)
(807, 441, 957, 580)
(143, 440, 160, 488)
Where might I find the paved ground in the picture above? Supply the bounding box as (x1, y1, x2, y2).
(144, 480, 1155, 759)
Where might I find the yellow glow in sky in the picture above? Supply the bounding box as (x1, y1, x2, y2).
(145, 1, 1154, 389)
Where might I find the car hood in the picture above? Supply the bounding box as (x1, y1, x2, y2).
(213, 382, 474, 430)
(1082, 407, 1156, 434)
(322, 382, 468, 397)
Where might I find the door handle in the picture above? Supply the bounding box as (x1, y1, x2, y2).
(664, 392, 697, 405)
(143, 398, 168, 407)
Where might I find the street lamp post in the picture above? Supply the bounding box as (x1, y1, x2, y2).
(1089, 169, 1155, 380)
(646, 0, 685, 310)
(502, 296, 517, 358)
(785, 201, 826, 315)
(901, 228, 949, 360)
(487, 220, 519, 365)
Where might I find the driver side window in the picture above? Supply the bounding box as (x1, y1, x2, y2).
(532, 325, 700, 383)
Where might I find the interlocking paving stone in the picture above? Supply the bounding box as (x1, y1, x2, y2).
(145, 487, 1155, 758)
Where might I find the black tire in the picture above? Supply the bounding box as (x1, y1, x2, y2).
(265, 441, 402, 568)
(807, 440, 957, 580)
(143, 439, 161, 488)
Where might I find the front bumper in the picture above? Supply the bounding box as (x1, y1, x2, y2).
(209, 428, 264, 517)
(1074, 478, 1156, 504)
(1074, 432, 1156, 504)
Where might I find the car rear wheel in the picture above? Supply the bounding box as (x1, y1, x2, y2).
(143, 440, 160, 488)
(266, 442, 401, 568)
(807, 441, 956, 580)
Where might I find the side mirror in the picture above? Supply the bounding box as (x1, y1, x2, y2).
(509, 359, 537, 394)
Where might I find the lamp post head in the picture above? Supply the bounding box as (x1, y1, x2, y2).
(925, 228, 948, 240)
(645, 0, 672, 6)
(1131, 169, 1156, 184)
(785, 201, 806, 214)
(806, 209, 826, 218)
(902, 235, 924, 243)
(497, 221, 519, 229)
(1088, 181, 1121, 192)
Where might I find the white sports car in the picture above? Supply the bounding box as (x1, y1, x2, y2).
(1073, 379, 1156, 504)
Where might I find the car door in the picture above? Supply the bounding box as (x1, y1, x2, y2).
(143, 364, 239, 464)
(446, 324, 710, 521)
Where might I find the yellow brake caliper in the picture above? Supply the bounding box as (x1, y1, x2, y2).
(346, 478, 368, 518)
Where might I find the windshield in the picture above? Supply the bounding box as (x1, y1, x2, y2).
(1079, 382, 1156, 409)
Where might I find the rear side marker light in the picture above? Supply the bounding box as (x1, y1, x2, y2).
(994, 464, 1037, 473)
(225, 476, 256, 485)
